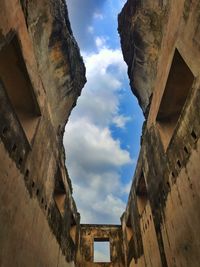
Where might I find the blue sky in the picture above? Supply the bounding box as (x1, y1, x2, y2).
(64, 0, 144, 224)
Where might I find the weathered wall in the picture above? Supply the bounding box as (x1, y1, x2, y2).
(0, 0, 86, 266)
(0, 142, 74, 267)
(118, 0, 169, 116)
(2, 0, 200, 266)
(77, 224, 125, 267)
(119, 0, 200, 267)
(20, 0, 86, 132)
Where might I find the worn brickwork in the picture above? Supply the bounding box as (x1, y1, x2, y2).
(1, 0, 200, 266)
(77, 224, 125, 267)
(119, 0, 200, 266)
(0, 0, 85, 266)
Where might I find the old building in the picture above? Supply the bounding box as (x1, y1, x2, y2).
(77, 224, 124, 267)
(118, 0, 200, 266)
(0, 0, 200, 266)
(0, 0, 86, 266)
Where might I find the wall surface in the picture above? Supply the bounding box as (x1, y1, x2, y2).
(0, 0, 86, 266)
(1, 0, 200, 266)
(77, 225, 125, 267)
(119, 0, 200, 266)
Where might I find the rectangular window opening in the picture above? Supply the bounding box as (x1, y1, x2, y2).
(0, 35, 40, 143)
(156, 49, 194, 150)
(126, 215, 133, 242)
(136, 172, 148, 216)
(93, 238, 110, 263)
(70, 213, 77, 244)
(54, 169, 66, 216)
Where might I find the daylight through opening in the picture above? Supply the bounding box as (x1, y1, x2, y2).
(93, 239, 111, 263)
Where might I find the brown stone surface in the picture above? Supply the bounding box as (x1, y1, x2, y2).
(77, 224, 125, 267)
(0, 142, 74, 267)
(1, 0, 200, 266)
(119, 0, 200, 266)
(118, 0, 169, 116)
(0, 0, 85, 266)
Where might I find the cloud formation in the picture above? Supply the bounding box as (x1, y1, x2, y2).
(65, 0, 144, 227)
(67, 0, 107, 50)
(72, 46, 128, 126)
(94, 242, 110, 262)
(64, 43, 133, 223)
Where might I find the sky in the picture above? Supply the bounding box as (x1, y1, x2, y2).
(64, 0, 144, 225)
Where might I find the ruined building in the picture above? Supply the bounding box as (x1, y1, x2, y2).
(0, 0, 200, 267)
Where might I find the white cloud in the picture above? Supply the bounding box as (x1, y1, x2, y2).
(85, 47, 126, 76)
(113, 115, 132, 129)
(94, 250, 109, 263)
(75, 47, 127, 128)
(93, 12, 104, 20)
(64, 120, 132, 174)
(122, 181, 132, 195)
(94, 242, 110, 262)
(95, 36, 107, 49)
(93, 194, 126, 218)
(67, 0, 107, 50)
(64, 45, 132, 224)
(87, 26, 94, 34)
(71, 184, 126, 224)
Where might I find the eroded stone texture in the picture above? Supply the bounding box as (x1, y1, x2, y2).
(20, 0, 86, 133)
(118, 0, 169, 116)
(0, 0, 85, 266)
(1, 0, 200, 266)
(119, 0, 200, 266)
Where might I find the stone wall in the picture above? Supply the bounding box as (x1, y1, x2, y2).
(119, 0, 200, 266)
(1, 0, 200, 266)
(0, 0, 86, 266)
(77, 224, 125, 267)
